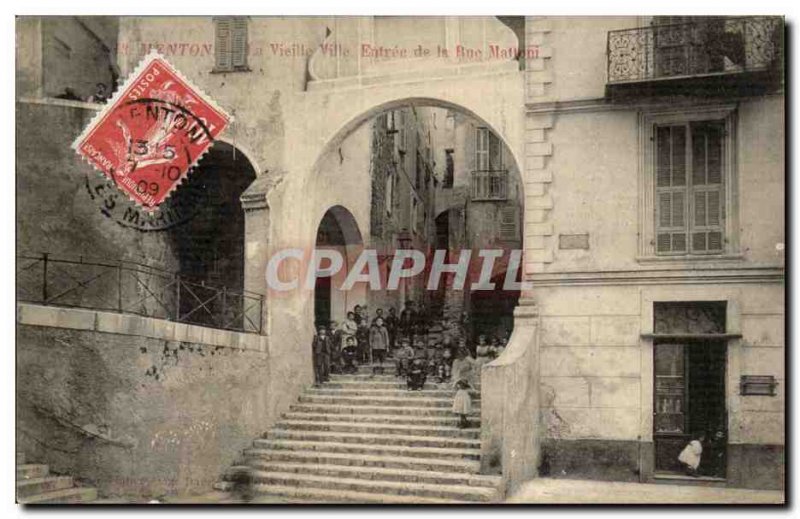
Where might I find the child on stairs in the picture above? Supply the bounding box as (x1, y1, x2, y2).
(453, 379, 472, 429)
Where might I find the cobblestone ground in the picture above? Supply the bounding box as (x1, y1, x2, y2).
(507, 478, 784, 505)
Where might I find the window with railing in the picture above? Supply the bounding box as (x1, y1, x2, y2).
(607, 16, 783, 84)
(472, 127, 507, 201)
(471, 170, 508, 201)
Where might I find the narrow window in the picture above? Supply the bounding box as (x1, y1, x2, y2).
(214, 17, 248, 72)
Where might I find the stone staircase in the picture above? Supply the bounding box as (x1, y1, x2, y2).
(16, 452, 98, 504)
(218, 363, 503, 503)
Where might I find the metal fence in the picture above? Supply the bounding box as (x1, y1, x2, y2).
(16, 253, 263, 334)
(607, 17, 783, 84)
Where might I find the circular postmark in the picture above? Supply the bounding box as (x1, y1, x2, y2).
(84, 171, 209, 232)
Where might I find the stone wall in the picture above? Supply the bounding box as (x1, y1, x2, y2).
(16, 303, 272, 499)
(16, 100, 179, 271)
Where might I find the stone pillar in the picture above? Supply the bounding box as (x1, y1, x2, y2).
(480, 298, 540, 495)
(241, 177, 271, 337)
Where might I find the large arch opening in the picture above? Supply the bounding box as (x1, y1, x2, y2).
(305, 99, 524, 352)
(168, 141, 257, 329)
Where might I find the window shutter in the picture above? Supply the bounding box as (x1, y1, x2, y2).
(488, 131, 503, 170)
(500, 206, 519, 240)
(398, 111, 407, 152)
(231, 17, 248, 68)
(214, 18, 233, 71)
(476, 128, 489, 170)
(689, 121, 725, 253)
(655, 125, 688, 254)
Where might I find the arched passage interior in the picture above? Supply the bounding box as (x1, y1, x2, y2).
(314, 205, 364, 328)
(168, 141, 256, 328)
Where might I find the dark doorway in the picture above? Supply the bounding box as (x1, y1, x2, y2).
(653, 341, 727, 477)
(315, 276, 332, 328)
(469, 269, 519, 343)
(652, 301, 728, 478)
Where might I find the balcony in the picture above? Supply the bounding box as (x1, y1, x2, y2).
(471, 170, 508, 201)
(606, 17, 783, 100)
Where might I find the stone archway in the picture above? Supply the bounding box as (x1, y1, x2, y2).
(269, 93, 526, 344)
(313, 205, 365, 327)
(249, 77, 540, 490)
(169, 140, 256, 329)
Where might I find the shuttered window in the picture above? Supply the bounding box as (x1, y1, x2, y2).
(214, 17, 248, 72)
(476, 128, 503, 170)
(655, 120, 725, 255)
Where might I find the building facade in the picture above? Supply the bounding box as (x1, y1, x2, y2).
(15, 15, 784, 500)
(525, 16, 785, 489)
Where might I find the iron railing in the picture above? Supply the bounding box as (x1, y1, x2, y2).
(607, 16, 783, 84)
(470, 170, 508, 201)
(16, 253, 263, 334)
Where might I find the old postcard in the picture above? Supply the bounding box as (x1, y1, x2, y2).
(14, 14, 785, 505)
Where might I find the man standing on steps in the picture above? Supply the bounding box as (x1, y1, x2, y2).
(385, 306, 398, 352)
(312, 325, 331, 386)
(399, 301, 416, 340)
(369, 317, 390, 374)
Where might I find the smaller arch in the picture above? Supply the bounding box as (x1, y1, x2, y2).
(315, 205, 363, 247)
(314, 205, 365, 328)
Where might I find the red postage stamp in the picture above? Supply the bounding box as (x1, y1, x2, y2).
(72, 51, 231, 210)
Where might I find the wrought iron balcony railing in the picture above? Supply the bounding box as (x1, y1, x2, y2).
(607, 17, 783, 84)
(471, 169, 508, 201)
(16, 253, 263, 334)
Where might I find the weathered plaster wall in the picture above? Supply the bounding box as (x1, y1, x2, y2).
(16, 304, 272, 499)
(545, 17, 642, 102)
(544, 97, 784, 273)
(16, 101, 179, 271)
(117, 16, 327, 178)
(40, 17, 118, 100)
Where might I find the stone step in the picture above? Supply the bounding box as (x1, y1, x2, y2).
(324, 381, 453, 390)
(281, 411, 481, 428)
(330, 374, 409, 382)
(243, 448, 481, 473)
(240, 470, 498, 502)
(247, 483, 472, 504)
(251, 439, 481, 461)
(298, 394, 480, 409)
(329, 374, 482, 386)
(17, 464, 50, 480)
(16, 476, 74, 498)
(308, 387, 481, 399)
(18, 486, 97, 504)
(16, 452, 25, 464)
(265, 429, 481, 450)
(232, 461, 501, 489)
(289, 403, 479, 417)
(275, 419, 480, 438)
